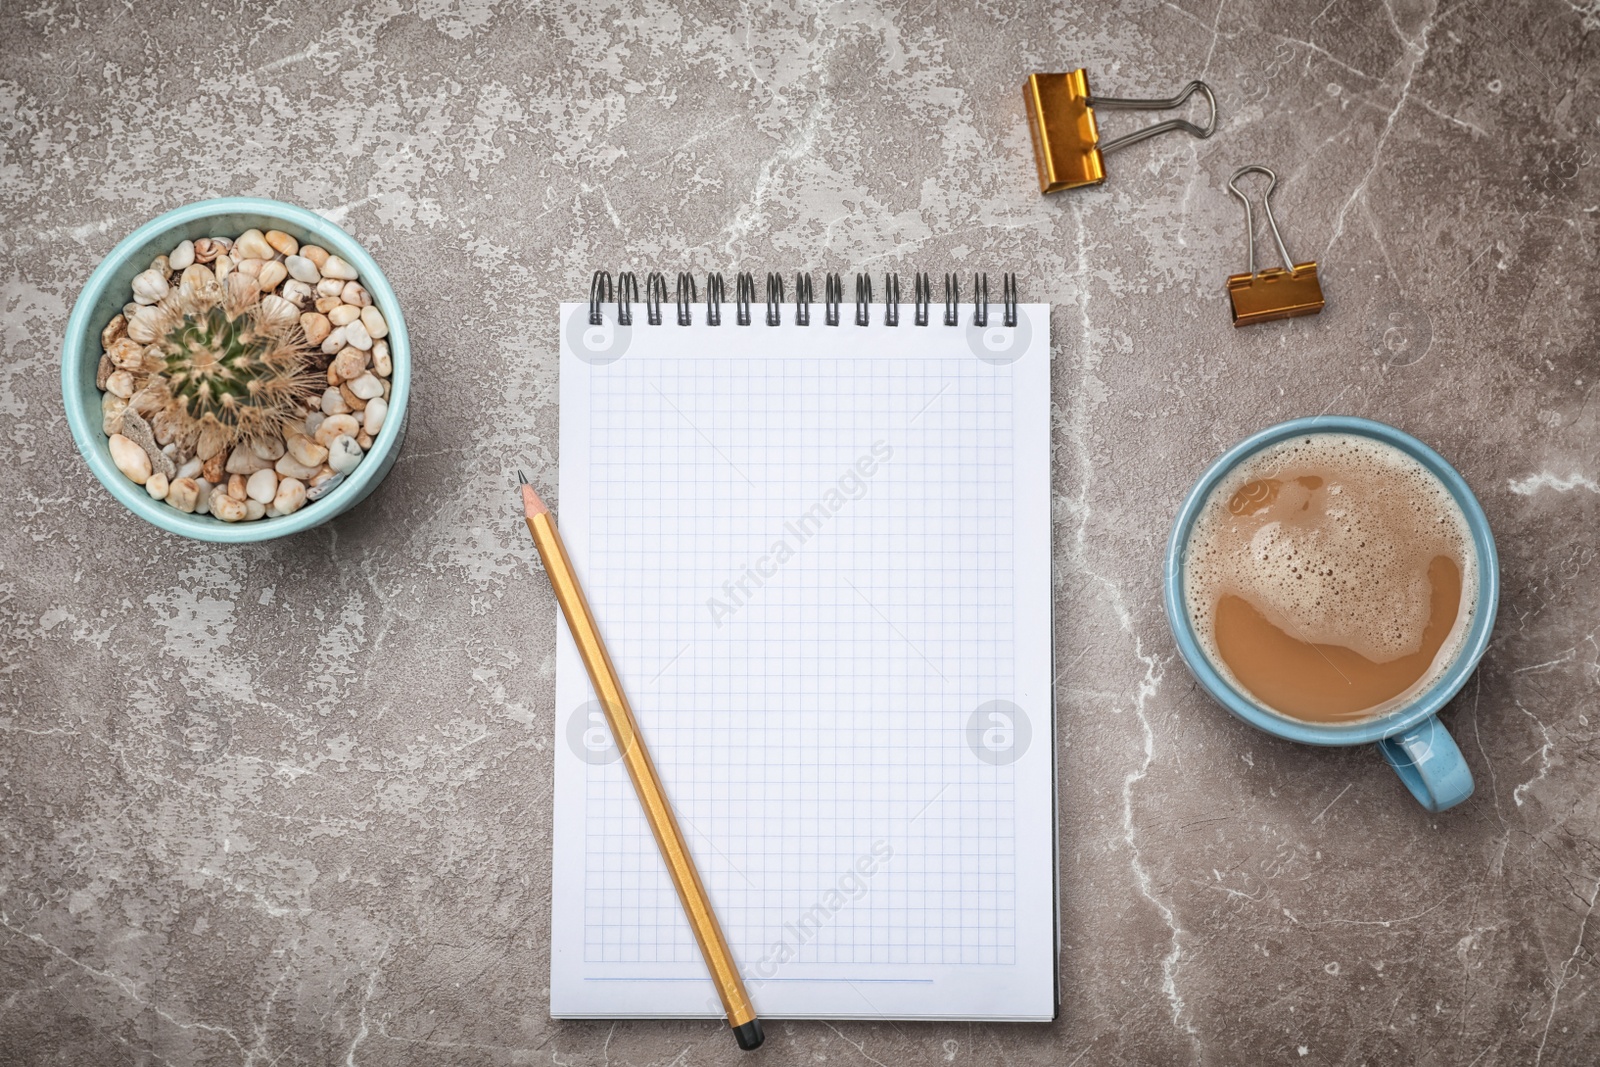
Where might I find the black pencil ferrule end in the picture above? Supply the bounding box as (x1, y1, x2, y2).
(733, 1019, 764, 1050)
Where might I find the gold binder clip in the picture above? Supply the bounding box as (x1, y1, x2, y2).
(1024, 70, 1216, 193)
(1225, 166, 1325, 327)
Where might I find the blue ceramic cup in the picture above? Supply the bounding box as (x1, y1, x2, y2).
(61, 197, 410, 543)
(1163, 417, 1498, 812)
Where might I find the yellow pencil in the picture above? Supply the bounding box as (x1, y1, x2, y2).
(518, 472, 763, 1051)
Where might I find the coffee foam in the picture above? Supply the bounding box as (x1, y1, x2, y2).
(1185, 434, 1477, 705)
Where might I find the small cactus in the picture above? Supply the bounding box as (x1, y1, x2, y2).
(129, 269, 317, 461)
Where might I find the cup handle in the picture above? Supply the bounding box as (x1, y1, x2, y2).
(1377, 715, 1474, 812)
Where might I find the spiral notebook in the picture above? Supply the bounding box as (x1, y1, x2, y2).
(549, 273, 1056, 1021)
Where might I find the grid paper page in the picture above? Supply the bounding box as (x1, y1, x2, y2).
(550, 302, 1054, 1020)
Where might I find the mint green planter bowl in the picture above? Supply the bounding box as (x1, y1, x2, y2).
(61, 197, 410, 542)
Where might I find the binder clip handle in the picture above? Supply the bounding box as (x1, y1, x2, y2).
(1093, 80, 1218, 156)
(1228, 165, 1298, 278)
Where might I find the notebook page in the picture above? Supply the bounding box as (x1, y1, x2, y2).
(550, 302, 1054, 1020)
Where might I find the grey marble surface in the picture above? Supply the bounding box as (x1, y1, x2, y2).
(3, 0, 1598, 1063)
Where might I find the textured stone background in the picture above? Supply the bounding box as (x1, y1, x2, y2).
(3, 0, 1599, 1064)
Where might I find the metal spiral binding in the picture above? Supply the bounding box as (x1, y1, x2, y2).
(589, 268, 1010, 330)
(736, 273, 755, 326)
(589, 270, 613, 326)
(645, 272, 666, 326)
(706, 273, 725, 326)
(675, 273, 697, 325)
(766, 273, 784, 326)
(617, 271, 638, 325)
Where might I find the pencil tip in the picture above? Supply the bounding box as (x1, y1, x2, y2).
(520, 480, 550, 517)
(516, 469, 529, 484)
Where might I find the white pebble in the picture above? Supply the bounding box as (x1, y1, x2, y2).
(274, 477, 307, 514)
(362, 396, 388, 436)
(327, 435, 364, 473)
(359, 305, 388, 339)
(348, 372, 383, 400)
(338, 382, 366, 412)
(131, 269, 169, 304)
(286, 433, 328, 466)
(256, 260, 288, 293)
(105, 370, 136, 398)
(281, 279, 314, 309)
(179, 263, 215, 292)
(300, 311, 331, 345)
(320, 387, 350, 416)
(316, 277, 345, 298)
(265, 230, 299, 257)
(102, 313, 128, 348)
(372, 340, 392, 377)
(249, 435, 286, 461)
(107, 338, 144, 370)
(340, 282, 370, 307)
(225, 444, 273, 475)
(275, 453, 320, 480)
(127, 305, 163, 343)
(193, 478, 212, 514)
(246, 469, 279, 504)
(109, 433, 152, 484)
(328, 303, 361, 327)
(315, 414, 360, 447)
(145, 471, 170, 500)
(176, 457, 204, 480)
(304, 411, 326, 437)
(343, 318, 372, 350)
(285, 254, 321, 283)
(168, 240, 195, 271)
(234, 229, 275, 260)
(331, 346, 368, 381)
(210, 489, 247, 522)
(320, 325, 347, 355)
(167, 477, 200, 512)
(321, 254, 359, 280)
(259, 294, 298, 329)
(245, 499, 267, 521)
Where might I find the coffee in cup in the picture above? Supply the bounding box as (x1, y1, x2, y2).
(1182, 432, 1478, 724)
